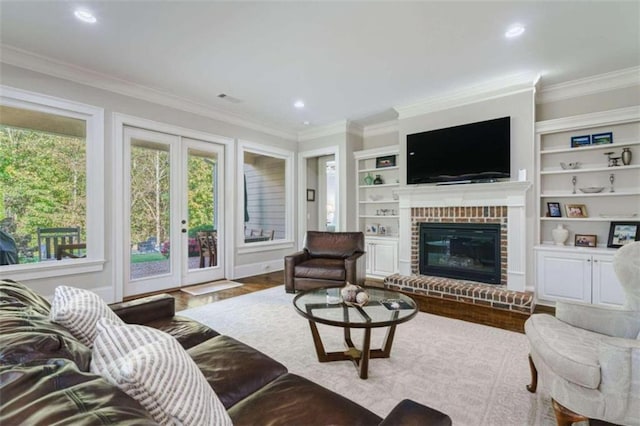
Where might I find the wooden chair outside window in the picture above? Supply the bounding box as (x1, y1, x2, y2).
(197, 231, 217, 268)
(37, 227, 83, 261)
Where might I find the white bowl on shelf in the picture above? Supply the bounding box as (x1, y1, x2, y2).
(579, 187, 605, 193)
(560, 162, 581, 170)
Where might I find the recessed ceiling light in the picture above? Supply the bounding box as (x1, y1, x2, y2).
(505, 23, 525, 38)
(294, 100, 305, 109)
(303, 121, 310, 126)
(74, 9, 97, 24)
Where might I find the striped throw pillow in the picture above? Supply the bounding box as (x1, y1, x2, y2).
(91, 319, 232, 426)
(50, 285, 124, 348)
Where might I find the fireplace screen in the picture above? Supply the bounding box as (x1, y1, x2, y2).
(419, 222, 501, 284)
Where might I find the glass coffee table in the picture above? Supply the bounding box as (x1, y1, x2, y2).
(293, 287, 418, 379)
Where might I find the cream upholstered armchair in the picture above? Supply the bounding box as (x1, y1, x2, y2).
(525, 241, 640, 426)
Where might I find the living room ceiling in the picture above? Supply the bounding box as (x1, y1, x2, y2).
(1, 1, 638, 136)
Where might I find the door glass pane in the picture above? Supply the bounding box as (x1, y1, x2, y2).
(325, 160, 336, 231)
(0, 107, 87, 264)
(130, 140, 170, 280)
(187, 149, 218, 270)
(243, 151, 285, 242)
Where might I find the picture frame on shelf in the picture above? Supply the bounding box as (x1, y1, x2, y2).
(591, 132, 613, 145)
(565, 204, 588, 218)
(570, 135, 591, 148)
(378, 225, 387, 236)
(306, 189, 315, 202)
(575, 234, 597, 248)
(375, 155, 396, 168)
(607, 221, 640, 248)
(547, 202, 562, 218)
(366, 223, 379, 235)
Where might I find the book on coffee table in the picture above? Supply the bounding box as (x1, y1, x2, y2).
(381, 299, 413, 310)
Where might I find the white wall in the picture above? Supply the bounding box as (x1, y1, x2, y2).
(0, 62, 297, 300)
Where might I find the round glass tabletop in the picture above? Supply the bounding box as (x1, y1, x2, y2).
(293, 286, 418, 328)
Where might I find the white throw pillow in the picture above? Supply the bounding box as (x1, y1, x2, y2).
(91, 319, 232, 426)
(50, 285, 124, 348)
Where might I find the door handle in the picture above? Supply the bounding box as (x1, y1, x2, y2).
(181, 229, 187, 233)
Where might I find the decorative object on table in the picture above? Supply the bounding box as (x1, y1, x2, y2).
(551, 224, 569, 246)
(609, 173, 615, 193)
(575, 234, 597, 248)
(381, 299, 413, 310)
(375, 155, 396, 168)
(378, 225, 387, 236)
(560, 162, 580, 170)
(570, 135, 591, 148)
(607, 221, 640, 248)
(571, 175, 577, 194)
(365, 223, 379, 235)
(621, 147, 632, 165)
(373, 174, 384, 185)
(565, 204, 588, 218)
(591, 132, 613, 145)
(604, 151, 621, 167)
(363, 173, 374, 185)
(547, 202, 562, 218)
(306, 189, 315, 202)
(579, 186, 605, 194)
(326, 287, 341, 304)
(340, 283, 369, 306)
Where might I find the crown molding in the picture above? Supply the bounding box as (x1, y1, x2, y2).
(362, 120, 399, 138)
(535, 105, 640, 134)
(297, 120, 363, 142)
(0, 44, 297, 140)
(537, 66, 640, 104)
(394, 72, 539, 120)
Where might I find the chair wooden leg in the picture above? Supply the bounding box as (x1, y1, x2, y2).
(526, 354, 538, 393)
(552, 399, 588, 426)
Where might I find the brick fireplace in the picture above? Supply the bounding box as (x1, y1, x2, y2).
(385, 181, 533, 313)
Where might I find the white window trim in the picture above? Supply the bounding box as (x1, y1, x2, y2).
(0, 86, 105, 280)
(237, 139, 294, 253)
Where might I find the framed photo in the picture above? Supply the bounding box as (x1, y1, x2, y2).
(547, 202, 562, 218)
(607, 221, 640, 248)
(565, 204, 588, 218)
(591, 132, 613, 145)
(575, 234, 597, 248)
(570, 135, 591, 148)
(306, 189, 315, 202)
(376, 155, 396, 168)
(378, 225, 387, 236)
(365, 223, 379, 235)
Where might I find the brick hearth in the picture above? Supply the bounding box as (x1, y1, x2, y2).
(384, 273, 534, 314)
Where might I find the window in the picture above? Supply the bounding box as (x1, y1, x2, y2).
(238, 141, 293, 247)
(0, 87, 104, 279)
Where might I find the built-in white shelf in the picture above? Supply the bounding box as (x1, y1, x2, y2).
(359, 215, 400, 219)
(540, 164, 640, 175)
(540, 140, 640, 155)
(540, 190, 640, 198)
(358, 183, 399, 189)
(359, 166, 399, 173)
(359, 200, 398, 204)
(540, 217, 637, 222)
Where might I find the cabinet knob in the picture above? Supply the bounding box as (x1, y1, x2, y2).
(587, 259, 591, 263)
(593, 259, 598, 263)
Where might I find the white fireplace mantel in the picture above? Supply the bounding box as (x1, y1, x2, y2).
(396, 180, 532, 292)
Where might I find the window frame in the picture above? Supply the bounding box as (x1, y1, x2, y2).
(0, 86, 105, 280)
(237, 140, 294, 253)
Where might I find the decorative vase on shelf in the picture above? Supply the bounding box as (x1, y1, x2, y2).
(373, 174, 384, 185)
(551, 224, 569, 246)
(622, 147, 632, 165)
(363, 173, 374, 185)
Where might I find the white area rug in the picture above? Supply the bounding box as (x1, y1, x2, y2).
(179, 286, 557, 425)
(180, 280, 243, 296)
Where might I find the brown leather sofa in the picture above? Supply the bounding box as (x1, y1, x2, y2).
(285, 231, 366, 293)
(0, 279, 451, 425)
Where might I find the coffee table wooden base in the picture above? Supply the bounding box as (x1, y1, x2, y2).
(307, 317, 397, 379)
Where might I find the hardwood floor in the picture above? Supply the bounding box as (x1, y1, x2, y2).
(170, 271, 553, 333)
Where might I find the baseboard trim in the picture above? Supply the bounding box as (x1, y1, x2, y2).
(234, 260, 283, 280)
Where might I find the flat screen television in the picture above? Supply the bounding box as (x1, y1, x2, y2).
(406, 116, 511, 184)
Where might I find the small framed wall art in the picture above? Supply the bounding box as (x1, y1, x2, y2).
(376, 155, 396, 168)
(575, 234, 597, 248)
(366, 223, 379, 235)
(306, 189, 315, 202)
(607, 221, 640, 248)
(547, 202, 562, 217)
(591, 132, 613, 145)
(570, 135, 591, 148)
(565, 204, 588, 218)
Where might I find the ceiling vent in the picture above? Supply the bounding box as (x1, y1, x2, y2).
(217, 93, 242, 103)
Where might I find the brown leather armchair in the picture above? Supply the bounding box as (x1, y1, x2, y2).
(285, 231, 366, 293)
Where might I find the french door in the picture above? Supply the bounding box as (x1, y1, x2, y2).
(124, 126, 225, 297)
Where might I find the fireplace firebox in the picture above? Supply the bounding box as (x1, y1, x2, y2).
(419, 222, 501, 284)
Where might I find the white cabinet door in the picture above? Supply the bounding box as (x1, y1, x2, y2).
(371, 240, 398, 277)
(592, 255, 625, 306)
(537, 251, 591, 303)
